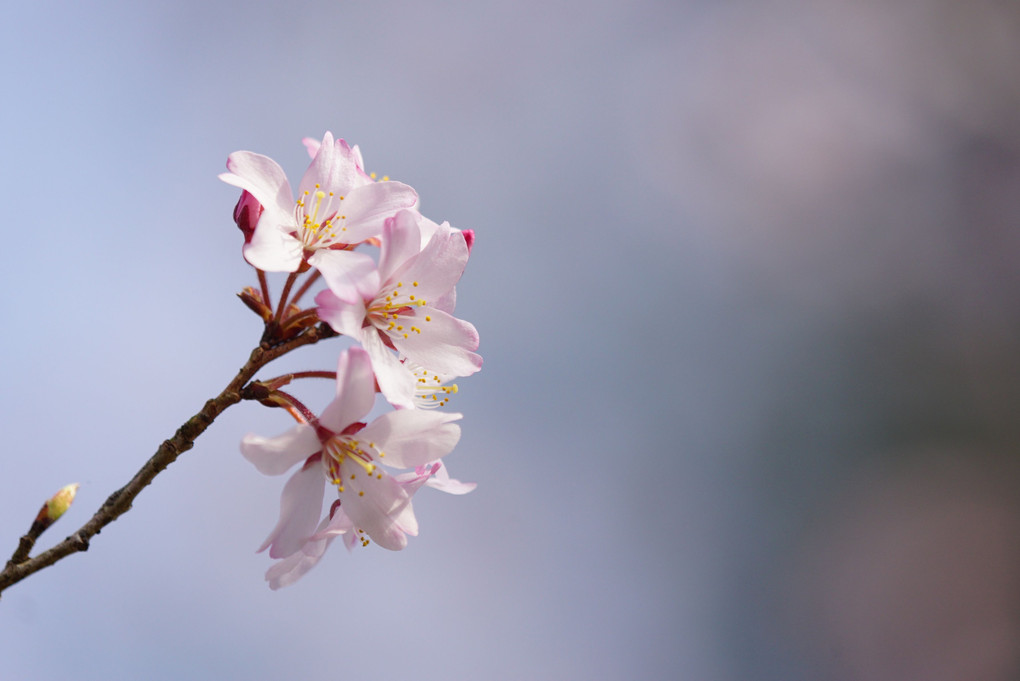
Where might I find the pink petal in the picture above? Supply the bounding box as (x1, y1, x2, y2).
(309, 249, 380, 302)
(339, 464, 413, 551)
(315, 289, 369, 339)
(297, 131, 361, 200)
(301, 137, 321, 159)
(265, 516, 334, 590)
(240, 424, 321, 476)
(219, 151, 293, 215)
(358, 410, 462, 469)
(338, 181, 420, 246)
(425, 460, 477, 495)
(361, 328, 416, 409)
(258, 463, 325, 559)
(378, 210, 425, 284)
(390, 220, 470, 302)
(241, 208, 305, 272)
(318, 348, 376, 433)
(392, 307, 482, 378)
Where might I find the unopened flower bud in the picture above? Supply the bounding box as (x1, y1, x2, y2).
(31, 483, 80, 535)
(232, 190, 263, 244)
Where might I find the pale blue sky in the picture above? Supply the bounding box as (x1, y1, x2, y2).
(3, 1, 1020, 679)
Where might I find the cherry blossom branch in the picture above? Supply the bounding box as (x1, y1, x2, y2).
(0, 323, 337, 597)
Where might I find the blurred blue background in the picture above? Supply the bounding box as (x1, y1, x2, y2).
(3, 1, 1020, 679)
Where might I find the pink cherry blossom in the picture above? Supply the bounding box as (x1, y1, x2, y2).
(240, 347, 464, 587)
(315, 209, 482, 408)
(263, 459, 474, 589)
(219, 132, 418, 272)
(302, 136, 373, 187)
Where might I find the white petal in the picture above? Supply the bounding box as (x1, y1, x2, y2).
(390, 220, 469, 303)
(358, 410, 462, 469)
(318, 348, 376, 432)
(315, 289, 369, 338)
(258, 463, 325, 559)
(220, 151, 293, 215)
(393, 307, 482, 377)
(310, 249, 379, 302)
(339, 182, 419, 245)
(340, 464, 412, 551)
(240, 424, 321, 476)
(241, 207, 304, 272)
(265, 516, 334, 590)
(426, 460, 477, 495)
(361, 328, 416, 409)
(301, 137, 321, 159)
(378, 210, 424, 284)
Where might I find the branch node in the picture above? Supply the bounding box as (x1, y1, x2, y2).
(71, 533, 90, 552)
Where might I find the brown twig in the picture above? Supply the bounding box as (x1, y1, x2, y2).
(0, 323, 337, 597)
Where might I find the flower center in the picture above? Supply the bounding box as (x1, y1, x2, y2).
(294, 183, 349, 249)
(406, 362, 459, 408)
(367, 281, 430, 340)
(323, 436, 385, 493)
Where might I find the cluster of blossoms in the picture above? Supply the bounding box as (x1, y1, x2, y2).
(220, 132, 481, 589)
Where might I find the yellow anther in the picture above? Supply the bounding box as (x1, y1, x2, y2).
(425, 316, 431, 322)
(358, 491, 364, 496)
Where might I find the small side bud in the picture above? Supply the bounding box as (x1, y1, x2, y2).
(239, 286, 274, 321)
(8, 483, 81, 567)
(32, 483, 80, 534)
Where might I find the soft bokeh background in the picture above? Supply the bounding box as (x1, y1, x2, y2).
(3, 1, 1020, 679)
